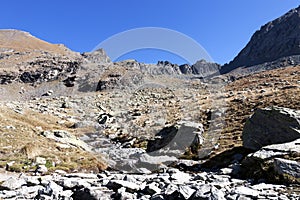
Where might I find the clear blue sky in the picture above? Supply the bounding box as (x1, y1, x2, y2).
(1, 1, 299, 64)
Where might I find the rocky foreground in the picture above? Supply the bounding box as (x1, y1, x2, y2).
(0, 165, 299, 200)
(0, 50, 299, 199)
(0, 104, 300, 199)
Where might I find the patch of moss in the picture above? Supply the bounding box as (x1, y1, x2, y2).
(45, 160, 53, 168)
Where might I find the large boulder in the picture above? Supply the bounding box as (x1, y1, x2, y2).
(241, 138, 300, 184)
(146, 121, 204, 156)
(242, 107, 300, 150)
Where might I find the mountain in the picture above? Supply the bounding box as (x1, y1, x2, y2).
(0, 30, 81, 84)
(155, 60, 220, 77)
(221, 5, 300, 74)
(0, 22, 300, 200)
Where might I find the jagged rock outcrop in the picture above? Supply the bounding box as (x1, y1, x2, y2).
(241, 138, 300, 184)
(81, 48, 111, 64)
(242, 107, 300, 150)
(221, 5, 300, 74)
(146, 121, 204, 154)
(240, 107, 300, 184)
(0, 30, 82, 84)
(95, 63, 144, 91)
(157, 60, 220, 77)
(190, 59, 221, 77)
(2, 167, 299, 199)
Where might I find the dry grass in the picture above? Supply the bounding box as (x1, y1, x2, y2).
(216, 65, 300, 154)
(0, 63, 298, 172)
(0, 30, 72, 55)
(0, 106, 107, 173)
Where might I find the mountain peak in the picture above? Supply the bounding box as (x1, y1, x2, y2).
(0, 29, 71, 55)
(221, 5, 300, 74)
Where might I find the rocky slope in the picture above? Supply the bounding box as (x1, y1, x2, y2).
(221, 5, 300, 74)
(0, 30, 82, 85)
(0, 8, 300, 198)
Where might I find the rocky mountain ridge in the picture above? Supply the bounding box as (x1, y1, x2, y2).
(221, 5, 300, 74)
(0, 30, 82, 85)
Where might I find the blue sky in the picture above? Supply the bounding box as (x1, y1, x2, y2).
(1, 1, 299, 64)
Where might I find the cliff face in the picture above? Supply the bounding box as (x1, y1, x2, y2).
(0, 30, 82, 84)
(221, 6, 300, 74)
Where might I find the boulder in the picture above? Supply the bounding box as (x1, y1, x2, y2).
(37, 181, 63, 199)
(146, 121, 204, 156)
(241, 138, 300, 184)
(273, 158, 300, 179)
(144, 182, 161, 195)
(36, 165, 48, 174)
(107, 180, 141, 192)
(242, 107, 300, 150)
(41, 130, 92, 151)
(178, 185, 196, 199)
(0, 177, 26, 190)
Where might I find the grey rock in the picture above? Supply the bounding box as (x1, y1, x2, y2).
(164, 183, 178, 196)
(25, 176, 40, 186)
(36, 165, 48, 174)
(168, 168, 191, 184)
(236, 195, 252, 200)
(35, 156, 47, 165)
(251, 183, 284, 191)
(54, 169, 67, 175)
(39, 175, 54, 186)
(98, 113, 113, 124)
(21, 185, 44, 198)
(0, 177, 26, 190)
(38, 181, 63, 199)
(94, 64, 144, 91)
(146, 126, 178, 152)
(107, 180, 140, 192)
(191, 59, 221, 77)
(82, 48, 111, 64)
(226, 194, 239, 200)
(233, 186, 260, 198)
(138, 154, 178, 168)
(71, 187, 104, 200)
(61, 177, 91, 189)
(147, 121, 204, 158)
(220, 167, 233, 175)
(241, 138, 300, 183)
(273, 158, 300, 178)
(41, 130, 91, 151)
(0, 190, 17, 199)
(178, 185, 196, 199)
(242, 107, 300, 150)
(59, 190, 73, 199)
(116, 187, 137, 200)
(150, 194, 165, 200)
(144, 182, 161, 195)
(65, 173, 98, 179)
(193, 172, 208, 182)
(42, 90, 53, 96)
(210, 185, 226, 200)
(140, 195, 151, 200)
(191, 184, 211, 199)
(247, 138, 300, 160)
(157, 60, 221, 77)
